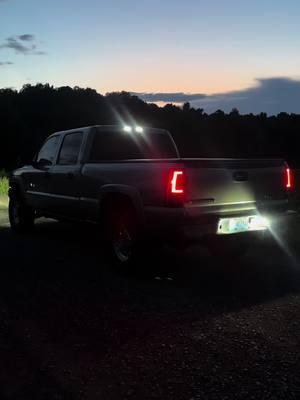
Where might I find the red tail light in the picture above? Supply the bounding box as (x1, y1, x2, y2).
(285, 167, 293, 190)
(167, 169, 186, 205)
(171, 170, 184, 193)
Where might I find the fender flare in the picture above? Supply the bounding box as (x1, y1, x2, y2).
(98, 184, 145, 225)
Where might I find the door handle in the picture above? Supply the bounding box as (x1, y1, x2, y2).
(67, 172, 74, 179)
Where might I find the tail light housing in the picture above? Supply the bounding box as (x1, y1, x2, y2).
(166, 168, 186, 206)
(285, 166, 293, 190)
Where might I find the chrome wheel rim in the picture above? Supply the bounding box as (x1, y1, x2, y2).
(113, 226, 133, 263)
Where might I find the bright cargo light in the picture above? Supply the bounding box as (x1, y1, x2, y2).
(135, 126, 143, 133)
(124, 125, 132, 133)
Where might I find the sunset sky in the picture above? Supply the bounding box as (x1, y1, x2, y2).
(1, 0, 300, 113)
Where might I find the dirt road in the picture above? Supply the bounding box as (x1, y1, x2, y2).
(0, 207, 300, 399)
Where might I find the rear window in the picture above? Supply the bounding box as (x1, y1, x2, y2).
(89, 129, 177, 161)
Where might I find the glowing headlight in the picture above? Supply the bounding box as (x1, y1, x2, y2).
(135, 126, 143, 133)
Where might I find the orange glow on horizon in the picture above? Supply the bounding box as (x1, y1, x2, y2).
(96, 79, 254, 97)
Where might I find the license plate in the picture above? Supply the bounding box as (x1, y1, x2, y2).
(217, 215, 269, 235)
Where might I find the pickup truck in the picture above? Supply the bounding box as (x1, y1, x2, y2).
(9, 125, 294, 270)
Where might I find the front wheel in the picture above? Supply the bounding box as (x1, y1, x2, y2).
(9, 196, 35, 233)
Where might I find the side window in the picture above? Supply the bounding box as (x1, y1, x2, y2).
(57, 132, 83, 165)
(37, 136, 60, 165)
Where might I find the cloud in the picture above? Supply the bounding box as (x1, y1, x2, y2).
(134, 78, 300, 115)
(18, 34, 34, 42)
(0, 37, 30, 54)
(131, 92, 206, 103)
(0, 35, 46, 55)
(0, 61, 13, 66)
(33, 50, 47, 55)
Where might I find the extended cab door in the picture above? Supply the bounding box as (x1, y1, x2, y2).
(49, 131, 84, 218)
(25, 135, 60, 210)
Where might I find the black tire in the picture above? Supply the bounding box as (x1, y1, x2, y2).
(102, 201, 160, 276)
(9, 196, 35, 233)
(102, 202, 141, 273)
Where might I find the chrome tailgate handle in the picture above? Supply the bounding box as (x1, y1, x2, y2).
(233, 171, 248, 182)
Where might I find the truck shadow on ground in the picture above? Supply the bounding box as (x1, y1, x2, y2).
(0, 218, 299, 314)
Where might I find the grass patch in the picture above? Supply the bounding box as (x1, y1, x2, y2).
(0, 177, 9, 196)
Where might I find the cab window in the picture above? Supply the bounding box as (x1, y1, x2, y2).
(57, 132, 83, 165)
(36, 136, 60, 165)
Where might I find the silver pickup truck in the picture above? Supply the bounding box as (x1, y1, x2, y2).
(9, 125, 294, 270)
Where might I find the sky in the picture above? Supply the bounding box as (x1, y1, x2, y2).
(1, 0, 300, 114)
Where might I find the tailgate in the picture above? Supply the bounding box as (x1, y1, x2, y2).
(182, 158, 288, 214)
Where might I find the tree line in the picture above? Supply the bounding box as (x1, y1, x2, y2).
(0, 83, 299, 170)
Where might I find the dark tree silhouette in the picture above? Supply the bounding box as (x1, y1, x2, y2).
(0, 83, 300, 170)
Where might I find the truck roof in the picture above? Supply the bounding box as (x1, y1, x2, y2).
(48, 125, 169, 138)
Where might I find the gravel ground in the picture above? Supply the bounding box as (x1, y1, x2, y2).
(0, 207, 300, 400)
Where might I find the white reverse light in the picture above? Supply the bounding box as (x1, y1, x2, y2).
(124, 125, 133, 133)
(135, 126, 143, 133)
(248, 215, 270, 230)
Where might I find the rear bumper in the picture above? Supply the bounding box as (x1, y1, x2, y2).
(144, 204, 296, 243)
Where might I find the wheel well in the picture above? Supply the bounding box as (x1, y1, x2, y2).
(99, 193, 137, 223)
(8, 182, 21, 200)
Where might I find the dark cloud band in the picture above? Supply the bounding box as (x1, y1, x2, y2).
(131, 92, 206, 103)
(133, 78, 300, 115)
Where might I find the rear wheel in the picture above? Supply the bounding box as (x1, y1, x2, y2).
(9, 196, 35, 233)
(112, 219, 135, 264)
(102, 201, 140, 273)
(102, 201, 161, 275)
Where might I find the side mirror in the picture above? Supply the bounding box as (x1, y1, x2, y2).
(33, 158, 52, 169)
